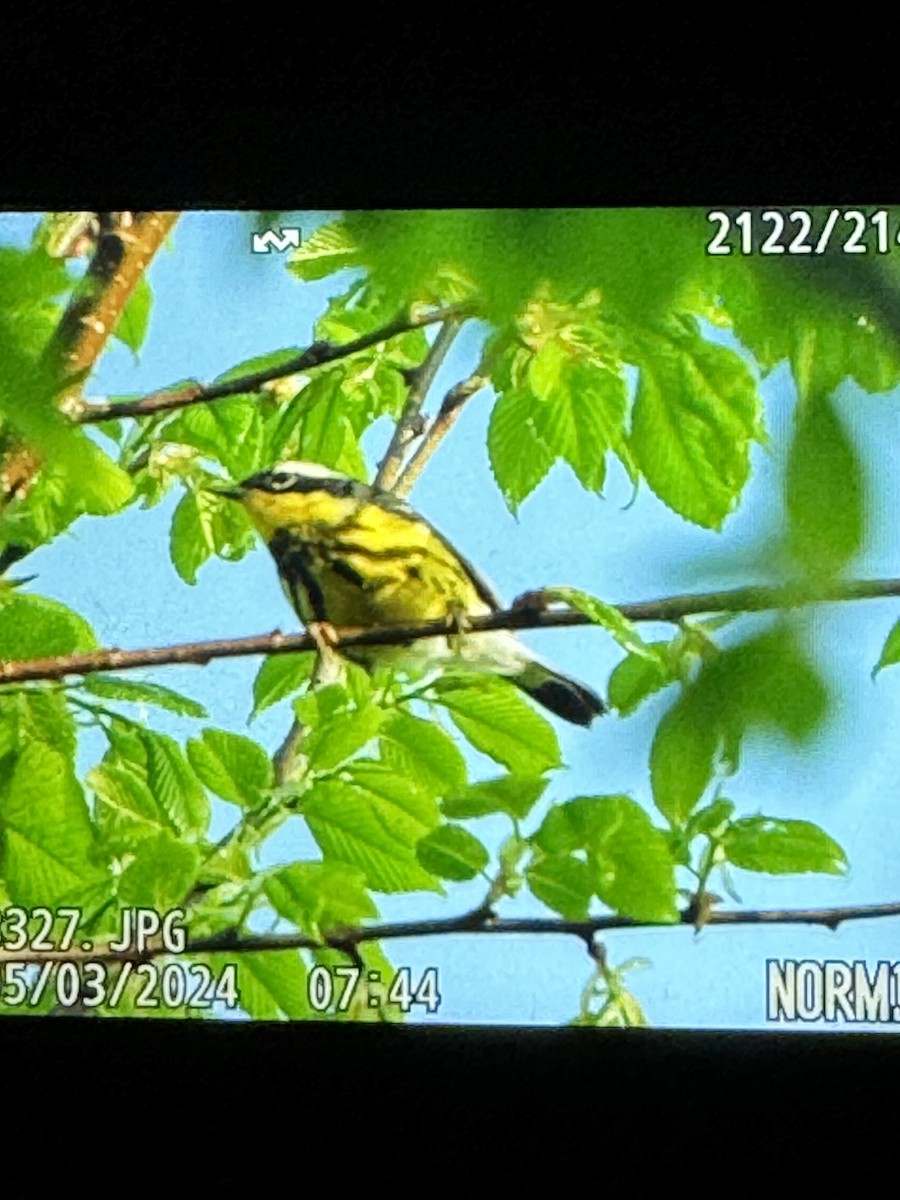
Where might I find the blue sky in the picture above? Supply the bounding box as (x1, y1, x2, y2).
(2, 210, 900, 1029)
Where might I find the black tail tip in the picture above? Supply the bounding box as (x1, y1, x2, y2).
(525, 676, 607, 727)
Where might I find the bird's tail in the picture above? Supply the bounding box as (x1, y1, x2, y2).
(511, 657, 606, 727)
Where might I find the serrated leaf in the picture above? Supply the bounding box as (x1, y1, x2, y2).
(165, 396, 266, 479)
(117, 830, 200, 908)
(0, 743, 108, 907)
(586, 796, 678, 922)
(608, 646, 671, 715)
(650, 693, 720, 825)
(543, 587, 660, 662)
(786, 396, 863, 578)
(170, 489, 212, 585)
(526, 853, 593, 919)
(213, 347, 304, 385)
(115, 275, 152, 356)
(232, 950, 312, 1020)
(873, 617, 900, 677)
(186, 728, 273, 807)
(288, 222, 360, 282)
(685, 797, 735, 840)
(529, 356, 627, 494)
(89, 759, 177, 852)
(305, 705, 384, 773)
(487, 386, 556, 512)
(251, 653, 315, 719)
(415, 823, 489, 881)
(442, 774, 548, 820)
(302, 762, 441, 893)
(82, 675, 208, 718)
(629, 322, 763, 529)
(0, 688, 76, 760)
(0, 593, 97, 659)
(723, 816, 847, 875)
(380, 711, 467, 795)
(534, 794, 677, 921)
(139, 729, 210, 837)
(265, 861, 377, 932)
(433, 676, 560, 775)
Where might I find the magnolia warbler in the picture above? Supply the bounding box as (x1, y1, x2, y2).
(220, 461, 604, 726)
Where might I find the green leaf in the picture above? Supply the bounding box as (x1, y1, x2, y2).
(251, 653, 315, 719)
(212, 347, 304, 385)
(186, 728, 273, 807)
(526, 853, 593, 919)
(0, 687, 76, 760)
(288, 221, 360, 281)
(629, 322, 763, 529)
(0, 743, 108, 907)
(608, 645, 672, 715)
(170, 489, 212, 585)
(529, 356, 628, 494)
(115, 275, 152, 356)
(304, 705, 384, 773)
(117, 830, 200, 908)
(302, 761, 441, 893)
(487, 387, 556, 512)
(533, 794, 677, 922)
(586, 796, 678, 922)
(433, 676, 561, 775)
(265, 861, 377, 933)
(82, 675, 208, 718)
(685, 796, 735, 840)
(165, 397, 267, 480)
(873, 618, 900, 677)
(231, 950, 312, 1020)
(415, 824, 489, 881)
(650, 692, 720, 825)
(0, 593, 97, 660)
(785, 396, 863, 578)
(89, 759, 177, 852)
(442, 774, 549, 820)
(722, 817, 847, 875)
(139, 729, 210, 838)
(380, 711, 467, 796)
(543, 587, 660, 662)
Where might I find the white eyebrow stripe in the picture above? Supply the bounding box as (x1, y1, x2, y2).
(274, 460, 346, 481)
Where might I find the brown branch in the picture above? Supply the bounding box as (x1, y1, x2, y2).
(76, 304, 470, 424)
(3, 899, 899, 967)
(47, 212, 179, 385)
(375, 317, 463, 491)
(3, 576, 900, 687)
(393, 368, 487, 497)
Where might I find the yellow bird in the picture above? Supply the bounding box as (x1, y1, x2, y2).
(221, 461, 605, 726)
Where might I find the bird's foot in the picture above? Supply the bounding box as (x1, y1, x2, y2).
(307, 621, 345, 686)
(445, 603, 471, 652)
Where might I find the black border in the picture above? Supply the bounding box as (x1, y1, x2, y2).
(2, 28, 900, 1169)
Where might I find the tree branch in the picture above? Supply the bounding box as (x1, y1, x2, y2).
(3, 577, 900, 686)
(3, 898, 899, 967)
(393, 368, 487, 498)
(374, 317, 463, 491)
(75, 304, 470, 423)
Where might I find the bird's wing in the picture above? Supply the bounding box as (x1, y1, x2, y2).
(368, 484, 503, 614)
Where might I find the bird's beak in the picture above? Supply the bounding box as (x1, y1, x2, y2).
(205, 481, 246, 501)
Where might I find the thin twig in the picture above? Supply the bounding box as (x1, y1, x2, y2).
(75, 304, 470, 423)
(375, 317, 463, 491)
(394, 369, 487, 497)
(3, 576, 900, 686)
(3, 898, 899, 967)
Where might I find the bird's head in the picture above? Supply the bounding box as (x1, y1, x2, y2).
(213, 461, 365, 539)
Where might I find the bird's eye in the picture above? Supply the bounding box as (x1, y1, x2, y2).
(269, 473, 295, 491)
